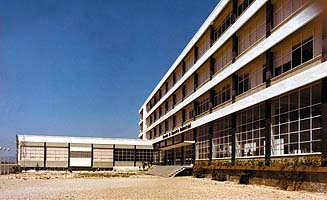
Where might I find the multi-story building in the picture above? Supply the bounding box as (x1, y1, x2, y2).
(139, 0, 327, 166)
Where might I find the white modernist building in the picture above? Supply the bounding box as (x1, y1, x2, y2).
(139, 0, 327, 166)
(17, 135, 153, 170)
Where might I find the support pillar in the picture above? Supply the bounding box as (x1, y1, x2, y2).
(231, 113, 237, 164)
(266, 0, 273, 37)
(232, 73, 238, 103)
(210, 56, 215, 79)
(172, 148, 175, 166)
(232, 34, 238, 63)
(232, 0, 237, 23)
(193, 128, 197, 164)
(209, 122, 213, 163)
(44, 142, 47, 169)
(193, 101, 198, 120)
(209, 89, 215, 113)
(194, 46, 198, 64)
(68, 143, 71, 170)
(265, 50, 274, 87)
(210, 25, 215, 46)
(182, 60, 186, 75)
(321, 78, 327, 166)
(194, 73, 198, 92)
(322, 7, 327, 62)
(264, 100, 272, 166)
(134, 145, 137, 167)
(91, 144, 94, 169)
(181, 146, 184, 166)
(182, 85, 186, 100)
(113, 144, 115, 167)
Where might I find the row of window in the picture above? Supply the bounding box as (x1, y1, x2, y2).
(114, 149, 153, 162)
(145, 1, 318, 139)
(145, 0, 257, 114)
(195, 81, 324, 160)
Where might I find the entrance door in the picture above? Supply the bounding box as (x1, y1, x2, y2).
(183, 145, 194, 165)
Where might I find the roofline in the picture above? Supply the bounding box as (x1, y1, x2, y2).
(139, 0, 229, 112)
(17, 134, 153, 146)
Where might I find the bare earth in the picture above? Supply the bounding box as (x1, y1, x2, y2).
(0, 172, 326, 200)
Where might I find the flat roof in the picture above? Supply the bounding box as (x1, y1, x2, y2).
(17, 135, 153, 146)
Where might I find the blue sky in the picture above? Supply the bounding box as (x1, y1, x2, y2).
(0, 0, 219, 156)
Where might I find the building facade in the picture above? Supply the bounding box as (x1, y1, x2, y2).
(17, 135, 153, 170)
(139, 0, 327, 166)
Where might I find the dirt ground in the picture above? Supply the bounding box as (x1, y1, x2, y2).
(0, 172, 326, 200)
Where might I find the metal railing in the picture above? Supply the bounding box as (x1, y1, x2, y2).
(0, 146, 15, 175)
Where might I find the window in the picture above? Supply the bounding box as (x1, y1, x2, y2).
(196, 125, 210, 160)
(271, 83, 322, 155)
(174, 147, 183, 165)
(214, 40, 233, 73)
(21, 146, 44, 161)
(213, 84, 231, 107)
(238, 8, 266, 54)
(136, 149, 153, 162)
(273, 21, 321, 77)
(212, 116, 232, 158)
(198, 33, 211, 58)
(236, 103, 266, 157)
(47, 147, 68, 161)
(184, 145, 194, 165)
(184, 52, 194, 72)
(236, 56, 264, 95)
(196, 98, 210, 115)
(273, 0, 309, 28)
(197, 64, 210, 87)
(114, 148, 134, 161)
(237, 0, 255, 17)
(93, 149, 113, 162)
(213, 13, 233, 43)
(70, 151, 91, 158)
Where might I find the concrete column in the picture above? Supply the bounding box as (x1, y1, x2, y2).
(193, 129, 197, 164)
(181, 146, 184, 166)
(173, 72, 176, 85)
(265, 50, 274, 87)
(322, 7, 327, 62)
(231, 113, 237, 164)
(266, 0, 273, 37)
(182, 109, 186, 125)
(193, 101, 198, 120)
(134, 145, 137, 167)
(68, 143, 71, 169)
(182, 60, 186, 75)
(232, 0, 237, 23)
(210, 56, 215, 79)
(321, 78, 327, 166)
(44, 142, 47, 169)
(172, 148, 175, 166)
(209, 89, 215, 113)
(91, 144, 94, 169)
(264, 100, 272, 166)
(193, 73, 198, 92)
(209, 122, 213, 163)
(232, 34, 238, 62)
(232, 73, 238, 103)
(113, 144, 115, 167)
(194, 46, 198, 64)
(209, 25, 215, 46)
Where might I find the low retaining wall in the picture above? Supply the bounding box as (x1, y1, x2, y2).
(193, 155, 327, 193)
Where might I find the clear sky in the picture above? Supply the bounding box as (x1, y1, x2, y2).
(0, 0, 220, 156)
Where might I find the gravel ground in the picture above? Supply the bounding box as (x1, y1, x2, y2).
(0, 172, 326, 200)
